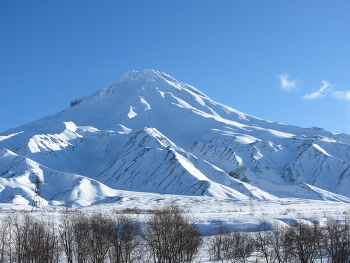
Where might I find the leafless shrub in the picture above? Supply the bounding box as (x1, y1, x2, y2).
(269, 224, 290, 263)
(312, 222, 326, 262)
(108, 214, 141, 263)
(13, 213, 60, 263)
(69, 211, 115, 263)
(255, 222, 275, 263)
(59, 210, 76, 263)
(209, 222, 254, 263)
(142, 203, 202, 263)
(209, 222, 230, 261)
(0, 214, 15, 262)
(87, 212, 116, 263)
(68, 212, 90, 263)
(282, 222, 320, 263)
(224, 232, 255, 263)
(113, 208, 156, 215)
(255, 220, 326, 263)
(60, 210, 141, 263)
(323, 217, 350, 263)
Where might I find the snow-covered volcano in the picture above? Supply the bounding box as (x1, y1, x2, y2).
(1, 69, 350, 207)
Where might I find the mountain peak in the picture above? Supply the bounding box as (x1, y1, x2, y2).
(2, 69, 350, 208)
(69, 70, 208, 108)
(117, 69, 182, 84)
(118, 69, 208, 97)
(117, 69, 158, 82)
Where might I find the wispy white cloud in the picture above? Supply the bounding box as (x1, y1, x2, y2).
(333, 90, 350, 101)
(279, 73, 297, 91)
(303, 80, 331, 100)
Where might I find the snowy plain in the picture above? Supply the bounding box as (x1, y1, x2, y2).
(0, 193, 349, 262)
(1, 190, 349, 235)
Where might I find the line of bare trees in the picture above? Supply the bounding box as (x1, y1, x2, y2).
(209, 218, 350, 263)
(0, 204, 202, 263)
(0, 204, 350, 263)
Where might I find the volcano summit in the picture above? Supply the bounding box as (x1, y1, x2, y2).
(1, 70, 350, 207)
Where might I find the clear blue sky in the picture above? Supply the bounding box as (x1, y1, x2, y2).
(1, 1, 350, 134)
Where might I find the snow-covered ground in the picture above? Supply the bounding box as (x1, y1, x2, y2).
(0, 191, 349, 262)
(1, 192, 348, 235)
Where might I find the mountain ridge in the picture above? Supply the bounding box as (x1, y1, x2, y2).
(1, 69, 350, 208)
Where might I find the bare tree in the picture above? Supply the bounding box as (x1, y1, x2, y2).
(69, 211, 115, 263)
(323, 217, 350, 263)
(209, 222, 254, 263)
(256, 221, 326, 263)
(283, 222, 319, 263)
(142, 203, 202, 263)
(86, 212, 115, 263)
(109, 214, 141, 263)
(59, 210, 76, 263)
(13, 213, 60, 263)
(69, 212, 91, 263)
(255, 222, 275, 263)
(0, 214, 16, 263)
(209, 222, 230, 261)
(269, 224, 290, 263)
(224, 232, 255, 263)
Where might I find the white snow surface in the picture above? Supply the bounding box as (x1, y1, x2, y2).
(1, 69, 350, 211)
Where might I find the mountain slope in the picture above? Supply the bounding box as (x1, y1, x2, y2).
(1, 69, 350, 207)
(0, 148, 119, 207)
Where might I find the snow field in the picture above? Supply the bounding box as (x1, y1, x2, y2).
(0, 196, 349, 262)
